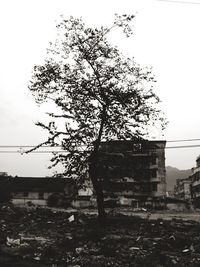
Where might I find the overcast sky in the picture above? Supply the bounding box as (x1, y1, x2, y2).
(0, 0, 200, 176)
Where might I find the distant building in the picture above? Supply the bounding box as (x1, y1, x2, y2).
(0, 172, 8, 176)
(0, 140, 167, 209)
(174, 177, 192, 200)
(98, 140, 166, 208)
(0, 177, 75, 207)
(173, 155, 200, 207)
(190, 155, 200, 207)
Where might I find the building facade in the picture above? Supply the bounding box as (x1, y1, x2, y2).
(98, 140, 166, 207)
(0, 177, 75, 207)
(174, 155, 200, 208)
(174, 177, 192, 200)
(190, 156, 200, 207)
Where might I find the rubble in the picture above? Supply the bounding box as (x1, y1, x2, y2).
(68, 215, 75, 222)
(6, 237, 21, 246)
(1, 204, 200, 266)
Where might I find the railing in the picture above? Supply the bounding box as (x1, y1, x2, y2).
(193, 192, 200, 198)
(193, 180, 200, 187)
(192, 167, 200, 174)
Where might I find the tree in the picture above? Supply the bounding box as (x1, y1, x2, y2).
(28, 14, 166, 219)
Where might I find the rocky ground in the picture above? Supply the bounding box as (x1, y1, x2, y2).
(1, 205, 200, 266)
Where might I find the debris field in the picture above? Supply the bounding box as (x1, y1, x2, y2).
(1, 205, 200, 266)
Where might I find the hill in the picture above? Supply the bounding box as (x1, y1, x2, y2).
(166, 166, 192, 191)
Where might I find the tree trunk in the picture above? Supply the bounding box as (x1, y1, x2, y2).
(89, 105, 107, 221)
(96, 189, 106, 219)
(89, 160, 106, 220)
(93, 179, 106, 219)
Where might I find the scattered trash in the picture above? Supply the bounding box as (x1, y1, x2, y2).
(6, 237, 20, 247)
(190, 244, 195, 252)
(75, 247, 84, 254)
(169, 235, 176, 241)
(182, 249, 190, 253)
(68, 215, 75, 222)
(141, 208, 147, 212)
(1, 206, 200, 266)
(129, 247, 140, 251)
(171, 259, 178, 265)
(33, 256, 40, 261)
(136, 236, 141, 242)
(20, 235, 50, 244)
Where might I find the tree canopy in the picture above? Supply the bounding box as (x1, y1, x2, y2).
(28, 14, 167, 217)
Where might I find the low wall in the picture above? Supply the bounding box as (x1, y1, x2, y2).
(167, 202, 189, 211)
(12, 198, 47, 206)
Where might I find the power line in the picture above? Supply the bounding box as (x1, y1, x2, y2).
(167, 138, 200, 143)
(0, 146, 60, 148)
(1, 137, 200, 148)
(166, 144, 200, 149)
(0, 138, 200, 149)
(1, 138, 200, 153)
(157, 0, 200, 4)
(0, 151, 66, 153)
(1, 144, 200, 153)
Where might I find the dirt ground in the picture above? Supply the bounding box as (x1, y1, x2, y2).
(1, 205, 200, 267)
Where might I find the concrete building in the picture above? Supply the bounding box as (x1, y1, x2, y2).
(190, 155, 200, 207)
(98, 140, 166, 208)
(0, 177, 75, 207)
(174, 177, 192, 200)
(0, 172, 8, 176)
(174, 155, 200, 208)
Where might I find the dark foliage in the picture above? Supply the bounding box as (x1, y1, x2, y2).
(28, 15, 167, 217)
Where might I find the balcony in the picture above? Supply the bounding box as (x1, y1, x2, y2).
(193, 180, 200, 187)
(150, 177, 160, 182)
(193, 192, 200, 198)
(192, 167, 200, 175)
(149, 164, 158, 169)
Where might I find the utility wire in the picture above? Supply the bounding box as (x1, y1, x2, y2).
(157, 0, 200, 4)
(167, 138, 200, 143)
(0, 150, 65, 154)
(1, 144, 200, 153)
(166, 144, 200, 149)
(1, 137, 200, 148)
(0, 145, 62, 148)
(1, 138, 200, 153)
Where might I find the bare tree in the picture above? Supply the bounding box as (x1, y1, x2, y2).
(28, 14, 166, 219)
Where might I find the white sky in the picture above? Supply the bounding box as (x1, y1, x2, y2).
(0, 0, 200, 176)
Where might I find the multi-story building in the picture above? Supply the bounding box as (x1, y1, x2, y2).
(98, 140, 166, 208)
(174, 155, 200, 207)
(0, 141, 167, 209)
(174, 177, 192, 200)
(190, 155, 200, 207)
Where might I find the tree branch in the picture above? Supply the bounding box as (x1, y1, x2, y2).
(47, 112, 74, 119)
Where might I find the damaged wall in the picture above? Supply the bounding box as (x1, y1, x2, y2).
(98, 140, 166, 204)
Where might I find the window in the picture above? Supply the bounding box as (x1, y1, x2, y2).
(38, 192, 44, 199)
(151, 156, 157, 165)
(23, 192, 28, 197)
(151, 183, 157, 191)
(132, 143, 142, 151)
(150, 169, 157, 178)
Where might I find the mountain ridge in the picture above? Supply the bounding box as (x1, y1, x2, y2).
(166, 166, 192, 191)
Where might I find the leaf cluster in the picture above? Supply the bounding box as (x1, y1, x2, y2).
(28, 15, 167, 183)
